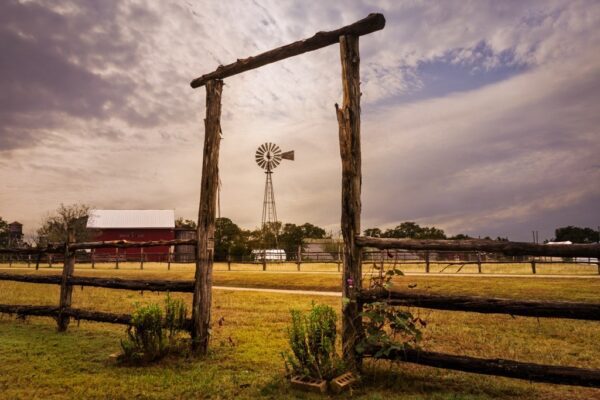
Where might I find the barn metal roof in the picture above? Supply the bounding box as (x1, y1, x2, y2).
(87, 210, 175, 229)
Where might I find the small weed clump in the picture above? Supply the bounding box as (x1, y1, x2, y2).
(283, 303, 345, 380)
(120, 294, 188, 363)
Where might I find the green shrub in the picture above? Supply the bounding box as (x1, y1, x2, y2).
(120, 294, 188, 363)
(283, 303, 344, 380)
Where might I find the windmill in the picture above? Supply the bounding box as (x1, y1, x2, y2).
(255, 142, 294, 248)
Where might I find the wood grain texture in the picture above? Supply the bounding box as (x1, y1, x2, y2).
(192, 79, 223, 354)
(363, 346, 600, 388)
(190, 14, 385, 88)
(358, 290, 600, 320)
(337, 34, 363, 370)
(356, 236, 600, 258)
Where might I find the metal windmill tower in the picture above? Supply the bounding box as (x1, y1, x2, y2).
(255, 142, 294, 247)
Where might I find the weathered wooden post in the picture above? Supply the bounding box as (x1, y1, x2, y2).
(48, 254, 53, 268)
(425, 251, 430, 273)
(531, 258, 537, 274)
(140, 248, 144, 270)
(227, 249, 231, 271)
(58, 229, 76, 332)
(262, 250, 267, 271)
(91, 248, 95, 269)
(191, 79, 223, 355)
(35, 253, 41, 270)
(167, 246, 172, 271)
(115, 248, 119, 269)
(477, 252, 482, 274)
(297, 245, 302, 271)
(337, 34, 363, 370)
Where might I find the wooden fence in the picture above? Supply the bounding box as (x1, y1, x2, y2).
(354, 236, 600, 387)
(0, 238, 196, 332)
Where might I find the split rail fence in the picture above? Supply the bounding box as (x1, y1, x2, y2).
(354, 237, 600, 387)
(0, 238, 197, 332)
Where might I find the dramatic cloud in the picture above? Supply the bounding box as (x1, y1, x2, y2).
(1, 0, 598, 241)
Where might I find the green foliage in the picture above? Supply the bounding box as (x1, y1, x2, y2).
(0, 217, 9, 247)
(364, 221, 446, 240)
(554, 225, 599, 243)
(283, 303, 344, 380)
(120, 295, 188, 363)
(357, 267, 424, 358)
(36, 203, 91, 245)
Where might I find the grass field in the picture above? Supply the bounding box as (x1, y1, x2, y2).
(0, 265, 599, 399)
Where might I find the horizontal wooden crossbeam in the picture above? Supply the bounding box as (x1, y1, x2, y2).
(190, 13, 386, 88)
(355, 236, 600, 258)
(358, 290, 600, 321)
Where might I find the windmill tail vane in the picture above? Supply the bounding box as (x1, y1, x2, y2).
(255, 142, 294, 249)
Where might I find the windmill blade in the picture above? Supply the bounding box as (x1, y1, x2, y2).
(281, 150, 295, 161)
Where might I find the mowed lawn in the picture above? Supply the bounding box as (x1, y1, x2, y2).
(0, 264, 599, 399)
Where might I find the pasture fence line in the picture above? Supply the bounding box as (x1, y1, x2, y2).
(353, 236, 600, 387)
(0, 238, 197, 332)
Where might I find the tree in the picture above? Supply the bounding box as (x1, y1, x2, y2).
(214, 218, 245, 261)
(0, 217, 9, 247)
(363, 227, 382, 237)
(37, 204, 91, 245)
(554, 226, 599, 243)
(175, 218, 197, 229)
(381, 222, 446, 239)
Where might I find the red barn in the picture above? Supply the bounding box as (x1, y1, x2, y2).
(87, 210, 175, 261)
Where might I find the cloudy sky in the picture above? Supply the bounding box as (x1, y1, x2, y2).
(1, 0, 599, 241)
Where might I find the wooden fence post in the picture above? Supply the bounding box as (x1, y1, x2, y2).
(115, 248, 119, 269)
(477, 252, 482, 274)
(337, 34, 362, 371)
(35, 253, 41, 270)
(140, 248, 144, 270)
(167, 247, 172, 271)
(58, 229, 76, 332)
(297, 245, 301, 271)
(227, 252, 231, 271)
(191, 79, 223, 355)
(531, 259, 537, 274)
(91, 249, 95, 269)
(48, 254, 53, 268)
(425, 251, 430, 273)
(262, 250, 267, 271)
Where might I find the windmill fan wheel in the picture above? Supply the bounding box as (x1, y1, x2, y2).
(255, 142, 282, 170)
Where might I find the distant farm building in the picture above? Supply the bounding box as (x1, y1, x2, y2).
(86, 210, 175, 261)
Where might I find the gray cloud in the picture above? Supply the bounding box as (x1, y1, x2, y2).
(0, 0, 598, 242)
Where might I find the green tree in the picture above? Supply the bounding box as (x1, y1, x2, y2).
(363, 227, 382, 237)
(37, 204, 91, 245)
(0, 217, 9, 247)
(381, 221, 446, 239)
(214, 217, 245, 261)
(554, 226, 599, 243)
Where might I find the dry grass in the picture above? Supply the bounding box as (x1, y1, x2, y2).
(0, 266, 599, 399)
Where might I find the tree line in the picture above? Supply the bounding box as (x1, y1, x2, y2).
(1, 205, 598, 253)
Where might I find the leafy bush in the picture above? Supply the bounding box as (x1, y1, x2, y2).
(283, 303, 344, 380)
(357, 267, 425, 357)
(120, 294, 188, 363)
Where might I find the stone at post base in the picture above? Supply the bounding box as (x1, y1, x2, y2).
(330, 371, 357, 394)
(290, 375, 327, 393)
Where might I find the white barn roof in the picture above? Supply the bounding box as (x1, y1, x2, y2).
(87, 210, 175, 229)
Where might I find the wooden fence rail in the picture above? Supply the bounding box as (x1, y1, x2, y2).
(0, 239, 197, 255)
(358, 290, 600, 321)
(355, 236, 600, 258)
(362, 346, 600, 388)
